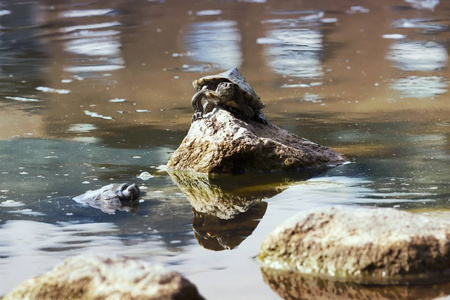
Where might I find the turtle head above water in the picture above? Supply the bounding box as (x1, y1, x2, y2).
(216, 81, 235, 101)
(115, 183, 140, 203)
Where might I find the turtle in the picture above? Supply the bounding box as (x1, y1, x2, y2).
(73, 183, 140, 214)
(191, 67, 269, 124)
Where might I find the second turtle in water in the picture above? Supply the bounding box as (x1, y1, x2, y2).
(191, 67, 269, 124)
(73, 183, 140, 214)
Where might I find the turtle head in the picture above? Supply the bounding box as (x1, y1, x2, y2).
(115, 183, 140, 203)
(216, 82, 235, 100)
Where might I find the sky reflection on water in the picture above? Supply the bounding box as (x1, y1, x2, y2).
(185, 20, 242, 70)
(387, 41, 448, 71)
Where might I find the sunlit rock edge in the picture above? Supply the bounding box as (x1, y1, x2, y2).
(258, 206, 450, 285)
(166, 109, 346, 174)
(3, 254, 204, 300)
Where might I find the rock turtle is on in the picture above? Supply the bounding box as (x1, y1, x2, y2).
(191, 67, 268, 124)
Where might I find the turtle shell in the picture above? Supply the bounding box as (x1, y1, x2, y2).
(192, 67, 265, 109)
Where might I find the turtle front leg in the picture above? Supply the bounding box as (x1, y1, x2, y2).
(192, 86, 222, 122)
(191, 87, 207, 122)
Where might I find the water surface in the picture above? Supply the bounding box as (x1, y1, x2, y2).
(0, 0, 449, 299)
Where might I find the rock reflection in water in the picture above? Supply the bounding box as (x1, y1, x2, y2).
(193, 202, 267, 251)
(169, 170, 273, 250)
(167, 172, 260, 249)
(261, 267, 450, 300)
(168, 169, 321, 250)
(168, 171, 273, 220)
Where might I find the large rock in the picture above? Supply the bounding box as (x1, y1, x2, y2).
(167, 109, 346, 174)
(4, 255, 204, 300)
(259, 206, 450, 284)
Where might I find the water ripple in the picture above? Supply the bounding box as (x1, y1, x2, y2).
(259, 28, 323, 78)
(390, 76, 448, 98)
(387, 41, 448, 71)
(184, 20, 242, 70)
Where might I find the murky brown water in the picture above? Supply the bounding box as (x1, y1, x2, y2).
(0, 0, 449, 299)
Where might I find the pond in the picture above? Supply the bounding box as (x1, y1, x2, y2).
(0, 0, 449, 299)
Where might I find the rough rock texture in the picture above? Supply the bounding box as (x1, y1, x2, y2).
(261, 267, 450, 300)
(4, 255, 204, 300)
(259, 206, 450, 284)
(166, 109, 346, 174)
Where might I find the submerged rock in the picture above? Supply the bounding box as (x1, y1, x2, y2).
(166, 109, 346, 174)
(259, 206, 450, 284)
(4, 254, 204, 300)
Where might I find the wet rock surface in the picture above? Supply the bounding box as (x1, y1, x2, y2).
(259, 206, 450, 284)
(4, 254, 204, 300)
(167, 109, 346, 174)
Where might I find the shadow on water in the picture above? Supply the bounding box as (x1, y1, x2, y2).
(261, 267, 450, 300)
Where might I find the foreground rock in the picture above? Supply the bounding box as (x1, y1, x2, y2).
(259, 206, 450, 284)
(4, 255, 204, 300)
(167, 109, 346, 174)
